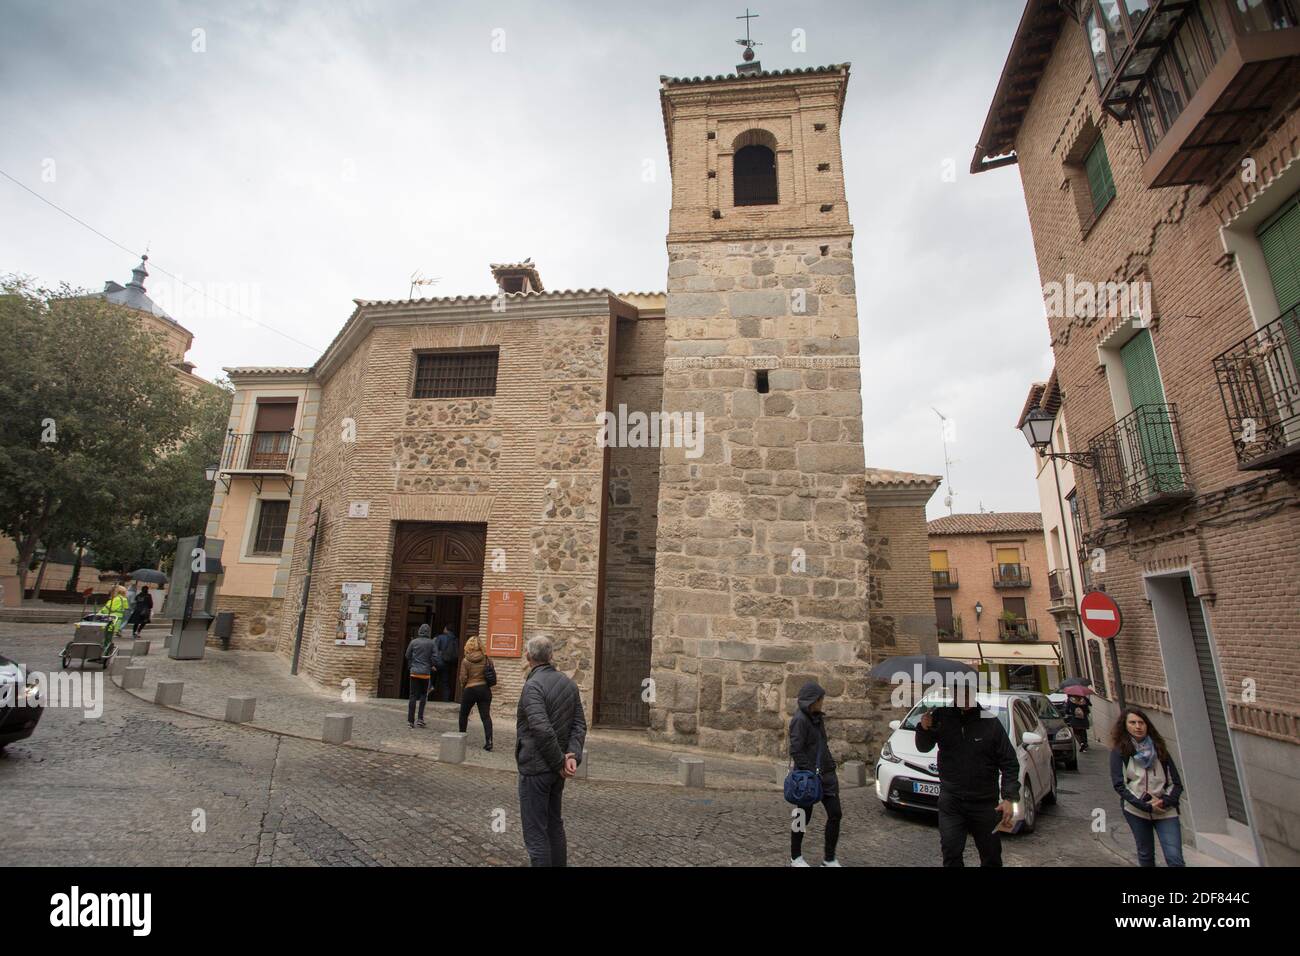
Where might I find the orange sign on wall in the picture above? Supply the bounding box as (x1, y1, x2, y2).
(485, 589, 526, 658)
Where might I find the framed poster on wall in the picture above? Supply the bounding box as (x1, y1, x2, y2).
(485, 589, 525, 657)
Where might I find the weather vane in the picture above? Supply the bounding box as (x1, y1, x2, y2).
(736, 8, 761, 62)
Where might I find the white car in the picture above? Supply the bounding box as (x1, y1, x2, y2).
(875, 690, 1058, 834)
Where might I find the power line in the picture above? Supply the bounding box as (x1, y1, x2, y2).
(0, 167, 324, 356)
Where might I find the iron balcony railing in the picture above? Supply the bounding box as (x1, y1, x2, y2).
(1212, 305, 1300, 471)
(997, 618, 1039, 641)
(1087, 404, 1193, 519)
(937, 616, 964, 641)
(220, 430, 299, 473)
(993, 564, 1031, 588)
(1048, 568, 1075, 608)
(932, 569, 959, 589)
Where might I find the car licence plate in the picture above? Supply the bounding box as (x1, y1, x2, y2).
(914, 782, 940, 796)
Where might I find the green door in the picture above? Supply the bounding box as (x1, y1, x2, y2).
(1120, 330, 1181, 491)
(1258, 194, 1300, 362)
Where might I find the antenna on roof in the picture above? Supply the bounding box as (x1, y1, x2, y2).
(932, 406, 958, 517)
(409, 270, 441, 300)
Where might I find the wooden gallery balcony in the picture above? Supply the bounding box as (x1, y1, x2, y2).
(1213, 305, 1300, 470)
(1088, 404, 1194, 519)
(217, 430, 299, 493)
(1048, 568, 1076, 611)
(1089, 0, 1300, 187)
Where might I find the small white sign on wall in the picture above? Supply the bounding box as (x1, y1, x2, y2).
(348, 500, 370, 518)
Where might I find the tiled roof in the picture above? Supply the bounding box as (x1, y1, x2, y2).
(864, 468, 942, 488)
(224, 366, 312, 376)
(1016, 367, 1062, 429)
(928, 513, 1044, 536)
(660, 63, 850, 86)
(352, 288, 618, 309)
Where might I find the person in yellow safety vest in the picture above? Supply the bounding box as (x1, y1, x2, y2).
(97, 585, 129, 647)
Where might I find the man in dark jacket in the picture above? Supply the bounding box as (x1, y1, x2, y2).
(405, 624, 437, 728)
(788, 681, 843, 866)
(515, 635, 587, 866)
(433, 626, 459, 702)
(915, 689, 1021, 867)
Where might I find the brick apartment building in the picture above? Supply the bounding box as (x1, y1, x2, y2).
(974, 0, 1300, 864)
(927, 512, 1063, 692)
(203, 61, 940, 762)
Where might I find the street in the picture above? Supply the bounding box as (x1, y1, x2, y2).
(2, 624, 1129, 867)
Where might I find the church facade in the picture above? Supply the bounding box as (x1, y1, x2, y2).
(205, 62, 937, 760)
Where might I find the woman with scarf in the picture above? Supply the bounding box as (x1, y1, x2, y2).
(1109, 707, 1185, 866)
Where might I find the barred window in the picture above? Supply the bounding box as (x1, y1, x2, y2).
(252, 500, 290, 555)
(412, 349, 499, 399)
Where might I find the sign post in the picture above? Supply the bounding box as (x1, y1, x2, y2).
(1080, 589, 1125, 709)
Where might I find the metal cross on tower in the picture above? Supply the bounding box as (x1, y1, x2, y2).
(736, 8, 761, 62)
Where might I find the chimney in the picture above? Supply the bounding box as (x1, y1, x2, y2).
(490, 259, 544, 295)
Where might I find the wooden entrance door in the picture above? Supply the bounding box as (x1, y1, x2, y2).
(378, 522, 485, 698)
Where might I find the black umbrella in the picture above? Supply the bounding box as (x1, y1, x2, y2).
(869, 654, 979, 683)
(129, 568, 169, 586)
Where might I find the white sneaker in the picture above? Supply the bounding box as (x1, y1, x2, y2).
(790, 856, 810, 867)
(823, 859, 843, 867)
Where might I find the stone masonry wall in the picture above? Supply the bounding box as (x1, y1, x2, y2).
(651, 236, 879, 760)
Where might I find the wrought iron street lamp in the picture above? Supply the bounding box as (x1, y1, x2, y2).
(204, 463, 219, 482)
(1020, 407, 1095, 468)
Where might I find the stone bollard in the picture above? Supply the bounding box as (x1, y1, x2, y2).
(121, 666, 146, 690)
(130, 640, 150, 657)
(323, 713, 354, 744)
(840, 760, 867, 788)
(109, 656, 128, 678)
(677, 756, 705, 788)
(439, 732, 467, 764)
(225, 695, 256, 723)
(154, 680, 183, 706)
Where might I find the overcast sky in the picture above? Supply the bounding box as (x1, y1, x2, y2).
(0, 0, 1054, 519)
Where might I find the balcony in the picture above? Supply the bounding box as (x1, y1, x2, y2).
(997, 617, 1039, 641)
(1213, 306, 1300, 470)
(932, 569, 959, 589)
(937, 616, 964, 641)
(1048, 568, 1075, 610)
(993, 564, 1031, 589)
(217, 430, 299, 493)
(1094, 0, 1300, 187)
(1088, 404, 1194, 519)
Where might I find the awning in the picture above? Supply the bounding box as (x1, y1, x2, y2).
(940, 641, 1062, 667)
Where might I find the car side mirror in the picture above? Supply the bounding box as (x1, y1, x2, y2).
(889, 720, 902, 731)
(1022, 731, 1044, 746)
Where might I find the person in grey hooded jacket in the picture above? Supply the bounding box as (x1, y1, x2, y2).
(788, 681, 843, 867)
(405, 624, 437, 728)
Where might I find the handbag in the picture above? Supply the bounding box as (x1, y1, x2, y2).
(483, 657, 497, 688)
(783, 763, 822, 806)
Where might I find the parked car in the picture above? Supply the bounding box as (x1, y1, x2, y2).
(1021, 690, 1077, 770)
(0, 654, 43, 750)
(875, 690, 1058, 834)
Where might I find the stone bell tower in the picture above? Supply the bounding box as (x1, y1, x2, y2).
(649, 62, 874, 758)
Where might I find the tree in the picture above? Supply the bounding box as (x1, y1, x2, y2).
(0, 277, 194, 593)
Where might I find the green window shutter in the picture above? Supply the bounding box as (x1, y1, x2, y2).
(1085, 138, 1116, 217)
(1120, 330, 1180, 489)
(1121, 329, 1165, 408)
(1258, 195, 1300, 315)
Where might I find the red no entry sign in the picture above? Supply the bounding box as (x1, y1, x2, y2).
(1080, 590, 1122, 640)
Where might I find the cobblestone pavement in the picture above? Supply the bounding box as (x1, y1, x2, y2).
(1, 623, 1140, 866)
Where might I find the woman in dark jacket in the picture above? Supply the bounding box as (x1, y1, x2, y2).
(787, 681, 842, 867)
(456, 634, 493, 751)
(1109, 707, 1185, 867)
(128, 586, 153, 638)
(1065, 693, 1091, 752)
